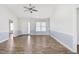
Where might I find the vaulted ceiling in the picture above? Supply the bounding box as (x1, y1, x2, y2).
(5, 4, 57, 18)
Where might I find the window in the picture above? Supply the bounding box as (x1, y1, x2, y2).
(41, 22, 46, 31)
(36, 22, 41, 31)
(36, 22, 46, 32)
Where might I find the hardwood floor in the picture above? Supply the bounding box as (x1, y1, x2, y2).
(77, 45, 79, 54)
(0, 35, 72, 54)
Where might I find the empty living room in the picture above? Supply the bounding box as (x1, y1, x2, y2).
(0, 4, 79, 54)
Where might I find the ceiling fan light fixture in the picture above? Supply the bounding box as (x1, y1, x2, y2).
(24, 4, 38, 13)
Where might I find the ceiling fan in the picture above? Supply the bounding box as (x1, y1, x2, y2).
(24, 4, 38, 13)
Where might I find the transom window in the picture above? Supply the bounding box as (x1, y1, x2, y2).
(36, 22, 46, 32)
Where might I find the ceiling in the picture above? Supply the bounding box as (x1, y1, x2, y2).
(5, 4, 57, 18)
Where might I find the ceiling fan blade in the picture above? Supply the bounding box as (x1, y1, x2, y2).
(30, 11, 33, 13)
(32, 9, 38, 11)
(24, 4, 38, 13)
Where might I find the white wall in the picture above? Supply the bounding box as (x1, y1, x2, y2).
(0, 5, 9, 42)
(50, 5, 77, 52)
(17, 17, 50, 35)
(77, 8, 79, 45)
(51, 5, 74, 35)
(0, 5, 18, 42)
(13, 17, 19, 37)
(18, 18, 28, 35)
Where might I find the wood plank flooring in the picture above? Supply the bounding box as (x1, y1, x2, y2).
(0, 35, 72, 54)
(77, 45, 79, 54)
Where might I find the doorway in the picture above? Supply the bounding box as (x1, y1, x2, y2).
(8, 20, 14, 53)
(27, 21, 30, 35)
(9, 20, 13, 38)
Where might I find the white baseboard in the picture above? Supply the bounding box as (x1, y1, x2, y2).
(50, 34, 77, 53)
(0, 38, 8, 43)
